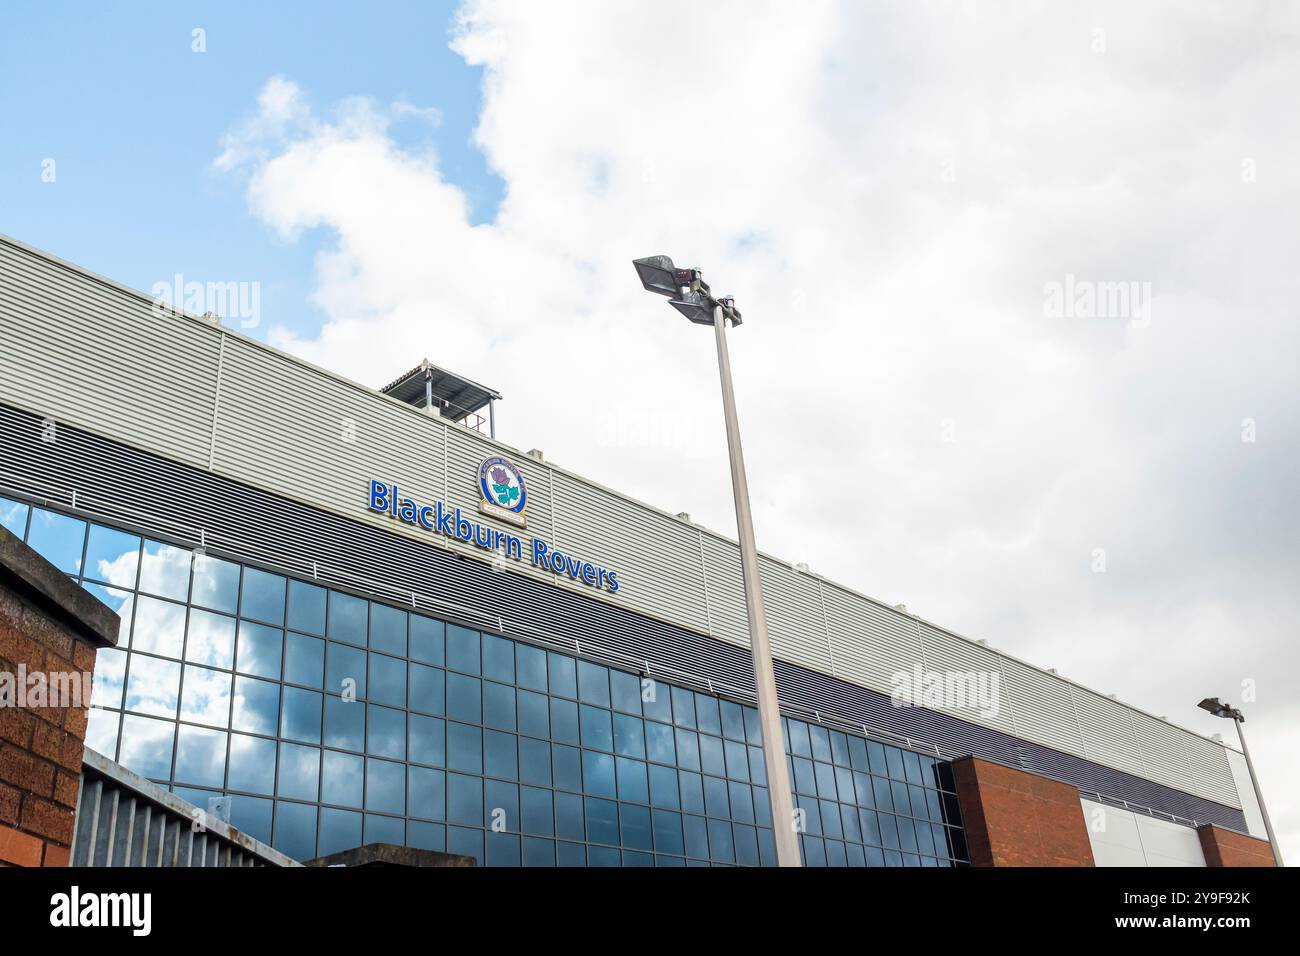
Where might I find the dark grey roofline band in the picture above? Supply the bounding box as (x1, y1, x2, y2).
(0, 401, 1247, 833)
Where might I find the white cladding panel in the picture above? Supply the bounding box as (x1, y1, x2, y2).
(0, 234, 1242, 811)
(1082, 799, 1207, 867)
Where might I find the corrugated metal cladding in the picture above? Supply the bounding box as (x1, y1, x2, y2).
(0, 233, 1241, 814)
(0, 403, 1247, 831)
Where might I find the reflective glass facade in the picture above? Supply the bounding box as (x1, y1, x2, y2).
(2, 495, 968, 866)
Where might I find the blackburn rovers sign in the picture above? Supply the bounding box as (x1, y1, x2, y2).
(366, 455, 620, 594)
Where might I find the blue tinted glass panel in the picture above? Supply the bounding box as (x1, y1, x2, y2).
(281, 686, 323, 744)
(284, 632, 325, 688)
(322, 694, 364, 752)
(368, 653, 406, 708)
(642, 679, 671, 723)
(240, 568, 285, 626)
(547, 653, 576, 698)
(579, 705, 612, 751)
(229, 733, 276, 795)
(367, 704, 406, 760)
(585, 797, 618, 845)
(555, 792, 584, 841)
(325, 643, 366, 699)
(125, 655, 180, 717)
(27, 509, 86, 574)
(118, 714, 174, 779)
(235, 621, 282, 679)
(446, 722, 482, 774)
(483, 681, 516, 731)
(409, 663, 444, 716)
(447, 773, 483, 826)
(517, 689, 548, 738)
(613, 714, 645, 758)
(409, 714, 446, 768)
(366, 758, 405, 814)
(174, 725, 226, 788)
(83, 525, 140, 588)
(286, 581, 326, 636)
(446, 625, 480, 675)
(521, 786, 553, 836)
(277, 743, 320, 801)
(132, 596, 186, 658)
(231, 676, 280, 735)
(577, 661, 609, 706)
(516, 644, 546, 692)
(185, 609, 234, 669)
(519, 737, 551, 787)
(274, 802, 317, 861)
(408, 766, 445, 820)
(369, 603, 407, 657)
(482, 634, 514, 684)
(484, 730, 518, 780)
(552, 745, 581, 792)
(138, 540, 190, 601)
(319, 807, 362, 856)
(582, 750, 616, 799)
(447, 673, 481, 724)
(0, 497, 28, 537)
(179, 664, 231, 727)
(321, 750, 364, 808)
(409, 615, 445, 666)
(190, 555, 238, 614)
(327, 592, 367, 646)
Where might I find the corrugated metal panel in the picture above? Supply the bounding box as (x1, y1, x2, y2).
(73, 749, 297, 867)
(0, 239, 219, 467)
(1069, 686, 1148, 777)
(916, 623, 1020, 737)
(0, 232, 1243, 813)
(823, 584, 925, 696)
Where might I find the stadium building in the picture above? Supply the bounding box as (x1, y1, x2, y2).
(0, 234, 1273, 866)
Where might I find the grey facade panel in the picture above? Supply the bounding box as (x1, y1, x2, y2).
(0, 232, 1242, 812)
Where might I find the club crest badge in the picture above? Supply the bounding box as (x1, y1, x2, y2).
(478, 455, 528, 528)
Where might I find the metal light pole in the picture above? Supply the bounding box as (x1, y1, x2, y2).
(633, 256, 801, 867)
(1198, 697, 1284, 866)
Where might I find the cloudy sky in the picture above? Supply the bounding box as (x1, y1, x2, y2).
(3, 1, 1296, 859)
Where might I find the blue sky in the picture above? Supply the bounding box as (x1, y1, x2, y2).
(0, 0, 501, 340)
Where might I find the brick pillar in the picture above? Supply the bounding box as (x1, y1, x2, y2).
(0, 526, 120, 867)
(1196, 824, 1276, 867)
(951, 756, 1095, 867)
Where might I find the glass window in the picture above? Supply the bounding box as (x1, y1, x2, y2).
(447, 625, 480, 675)
(409, 765, 445, 821)
(682, 814, 709, 859)
(720, 701, 746, 741)
(447, 773, 483, 826)
(620, 803, 653, 851)
(90, 647, 126, 709)
(552, 744, 581, 793)
(235, 620, 282, 679)
(447, 826, 483, 865)
(277, 743, 320, 801)
(787, 720, 811, 758)
(368, 653, 406, 708)
(585, 797, 619, 845)
(521, 786, 552, 836)
(516, 644, 546, 692)
(519, 737, 551, 787)
(743, 707, 763, 746)
(579, 705, 612, 752)
(609, 670, 642, 716)
(138, 540, 191, 601)
(446, 673, 482, 724)
(231, 676, 280, 735)
(325, 642, 366, 699)
(366, 758, 405, 815)
(485, 779, 518, 832)
(484, 730, 518, 780)
(0, 496, 28, 537)
(675, 729, 700, 772)
(369, 603, 407, 657)
(284, 632, 325, 688)
(517, 689, 548, 739)
(678, 771, 705, 815)
(549, 697, 578, 745)
(408, 821, 446, 853)
(367, 704, 406, 760)
(522, 837, 554, 866)
(179, 664, 231, 727)
(848, 735, 870, 772)
(729, 781, 754, 824)
(184, 609, 235, 669)
(174, 725, 226, 789)
(547, 652, 576, 699)
(286, 580, 326, 636)
(707, 819, 735, 863)
(724, 739, 749, 782)
(273, 801, 317, 861)
(322, 694, 363, 752)
(482, 634, 514, 684)
(577, 661, 609, 707)
(446, 722, 482, 774)
(327, 591, 367, 646)
(190, 554, 239, 614)
(281, 687, 323, 744)
(670, 686, 696, 729)
(616, 757, 649, 804)
(124, 655, 180, 717)
(649, 764, 679, 809)
(809, 726, 832, 763)
(228, 733, 276, 795)
(409, 615, 445, 666)
(645, 721, 675, 765)
(582, 750, 616, 799)
(641, 678, 671, 723)
(700, 735, 726, 777)
(483, 681, 516, 732)
(83, 525, 140, 588)
(365, 814, 404, 847)
(695, 694, 721, 736)
(131, 595, 186, 658)
(409, 663, 445, 716)
(613, 714, 645, 759)
(409, 714, 445, 768)
(240, 567, 285, 626)
(652, 809, 684, 856)
(830, 731, 852, 767)
(319, 807, 362, 856)
(118, 714, 174, 779)
(704, 775, 730, 818)
(555, 792, 584, 841)
(27, 509, 86, 574)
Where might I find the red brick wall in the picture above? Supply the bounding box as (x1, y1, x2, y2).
(1197, 824, 1276, 867)
(951, 756, 1095, 867)
(0, 585, 103, 867)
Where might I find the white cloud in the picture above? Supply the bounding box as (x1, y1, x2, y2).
(217, 1, 1300, 859)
